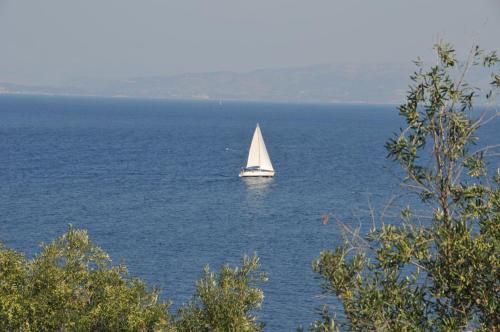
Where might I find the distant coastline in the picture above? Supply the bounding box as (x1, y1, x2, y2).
(0, 90, 402, 107)
(0, 63, 412, 105)
(1, 62, 493, 105)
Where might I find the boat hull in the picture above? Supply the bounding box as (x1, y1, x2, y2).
(239, 169, 275, 177)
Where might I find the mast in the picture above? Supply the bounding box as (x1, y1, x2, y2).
(257, 123, 260, 167)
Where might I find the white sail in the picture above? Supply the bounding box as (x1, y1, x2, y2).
(246, 124, 274, 171)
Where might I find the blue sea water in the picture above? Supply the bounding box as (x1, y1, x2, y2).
(0, 95, 498, 330)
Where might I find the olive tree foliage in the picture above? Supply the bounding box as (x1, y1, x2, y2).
(309, 42, 499, 331)
(0, 227, 267, 332)
(174, 253, 267, 332)
(0, 227, 173, 331)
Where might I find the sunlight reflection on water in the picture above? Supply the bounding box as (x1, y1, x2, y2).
(243, 177, 273, 206)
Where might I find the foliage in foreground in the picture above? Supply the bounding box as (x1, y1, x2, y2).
(0, 227, 172, 331)
(310, 42, 499, 331)
(0, 227, 266, 331)
(174, 253, 267, 331)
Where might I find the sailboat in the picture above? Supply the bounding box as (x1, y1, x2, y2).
(239, 124, 275, 177)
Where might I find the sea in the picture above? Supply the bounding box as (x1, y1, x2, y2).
(0, 95, 498, 330)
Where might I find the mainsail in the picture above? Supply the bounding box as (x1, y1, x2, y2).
(246, 124, 274, 171)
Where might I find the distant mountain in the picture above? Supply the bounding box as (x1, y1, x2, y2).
(1, 63, 489, 104)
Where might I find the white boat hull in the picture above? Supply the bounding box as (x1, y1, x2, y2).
(239, 169, 275, 177)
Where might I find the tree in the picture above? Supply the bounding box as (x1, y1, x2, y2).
(0, 226, 173, 331)
(310, 42, 499, 331)
(0, 227, 267, 332)
(175, 253, 267, 332)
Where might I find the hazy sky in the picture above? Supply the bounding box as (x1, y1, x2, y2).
(1, 0, 499, 85)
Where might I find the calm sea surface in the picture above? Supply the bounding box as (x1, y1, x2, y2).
(0, 95, 498, 330)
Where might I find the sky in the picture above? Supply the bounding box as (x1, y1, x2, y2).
(0, 0, 499, 85)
